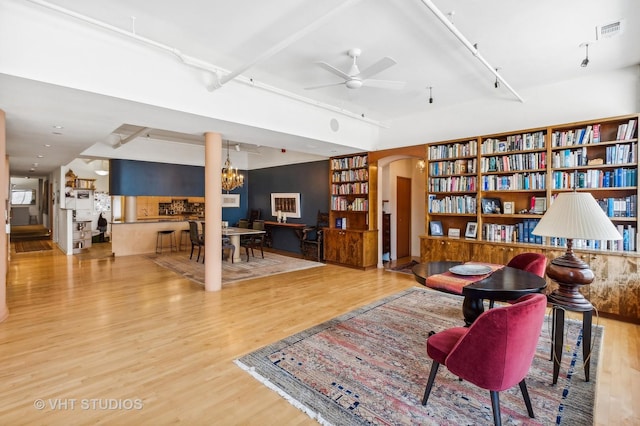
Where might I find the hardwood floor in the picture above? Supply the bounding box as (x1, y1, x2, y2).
(1, 245, 638, 425)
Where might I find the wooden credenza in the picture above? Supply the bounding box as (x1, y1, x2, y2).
(324, 229, 377, 269)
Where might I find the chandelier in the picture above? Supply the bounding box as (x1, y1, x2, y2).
(221, 140, 244, 192)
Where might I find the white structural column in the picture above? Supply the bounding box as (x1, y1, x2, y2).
(204, 132, 222, 291)
(0, 110, 9, 322)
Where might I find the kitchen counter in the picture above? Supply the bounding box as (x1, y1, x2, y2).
(111, 219, 193, 256)
(112, 216, 204, 224)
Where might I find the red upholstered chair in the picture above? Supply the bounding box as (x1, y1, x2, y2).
(422, 293, 547, 426)
(507, 252, 547, 278)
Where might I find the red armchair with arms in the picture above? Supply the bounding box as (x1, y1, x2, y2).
(422, 293, 547, 426)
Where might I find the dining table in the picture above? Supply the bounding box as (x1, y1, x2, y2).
(412, 261, 547, 325)
(222, 226, 266, 262)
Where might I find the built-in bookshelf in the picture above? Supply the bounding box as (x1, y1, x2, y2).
(548, 115, 638, 252)
(424, 114, 639, 253)
(325, 153, 377, 269)
(427, 139, 478, 234)
(329, 153, 370, 230)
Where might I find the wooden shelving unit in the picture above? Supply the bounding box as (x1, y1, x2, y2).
(421, 113, 640, 322)
(324, 152, 377, 269)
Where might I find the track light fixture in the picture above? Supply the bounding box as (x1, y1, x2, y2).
(428, 86, 433, 104)
(581, 43, 590, 67)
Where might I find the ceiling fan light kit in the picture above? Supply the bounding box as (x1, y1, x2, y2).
(306, 47, 406, 91)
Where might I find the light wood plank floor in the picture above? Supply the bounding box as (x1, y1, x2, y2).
(1, 244, 638, 425)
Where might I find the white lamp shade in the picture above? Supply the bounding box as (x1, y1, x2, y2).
(532, 192, 622, 240)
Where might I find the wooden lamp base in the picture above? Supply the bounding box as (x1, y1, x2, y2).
(546, 239, 594, 312)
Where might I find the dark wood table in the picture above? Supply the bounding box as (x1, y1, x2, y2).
(263, 221, 306, 247)
(412, 261, 547, 325)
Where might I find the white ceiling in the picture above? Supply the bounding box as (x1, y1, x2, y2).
(1, 0, 639, 177)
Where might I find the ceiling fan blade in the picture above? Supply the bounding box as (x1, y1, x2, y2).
(304, 81, 346, 90)
(358, 57, 397, 80)
(362, 79, 406, 90)
(315, 61, 351, 80)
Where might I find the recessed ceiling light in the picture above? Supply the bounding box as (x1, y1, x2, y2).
(44, 144, 51, 147)
(52, 125, 64, 129)
(37, 155, 44, 158)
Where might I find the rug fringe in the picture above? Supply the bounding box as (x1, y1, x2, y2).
(233, 359, 333, 426)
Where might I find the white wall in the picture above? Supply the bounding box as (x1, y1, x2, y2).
(379, 66, 640, 148)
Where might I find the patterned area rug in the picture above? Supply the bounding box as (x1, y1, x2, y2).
(236, 288, 601, 425)
(147, 251, 325, 285)
(14, 239, 52, 253)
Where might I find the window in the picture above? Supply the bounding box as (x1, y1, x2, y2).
(11, 189, 35, 205)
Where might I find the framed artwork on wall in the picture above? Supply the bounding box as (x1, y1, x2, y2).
(271, 193, 301, 218)
(222, 193, 240, 208)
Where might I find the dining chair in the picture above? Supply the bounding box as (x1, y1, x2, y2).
(421, 293, 547, 426)
(188, 220, 204, 262)
(300, 211, 330, 261)
(222, 236, 235, 263)
(241, 219, 265, 261)
(507, 252, 547, 277)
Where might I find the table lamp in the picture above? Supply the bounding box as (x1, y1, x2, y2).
(532, 192, 622, 311)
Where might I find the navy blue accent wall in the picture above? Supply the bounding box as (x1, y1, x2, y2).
(110, 159, 205, 196)
(248, 160, 329, 253)
(221, 184, 249, 226)
(110, 158, 249, 224)
(109, 158, 329, 254)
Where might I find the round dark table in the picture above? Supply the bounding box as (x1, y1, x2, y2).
(412, 261, 547, 325)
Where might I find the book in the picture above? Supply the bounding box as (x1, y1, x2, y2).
(592, 124, 601, 142)
(624, 119, 637, 140)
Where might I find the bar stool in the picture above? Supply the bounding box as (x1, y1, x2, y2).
(178, 229, 190, 251)
(156, 230, 177, 254)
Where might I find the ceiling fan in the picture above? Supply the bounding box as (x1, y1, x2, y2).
(305, 48, 406, 90)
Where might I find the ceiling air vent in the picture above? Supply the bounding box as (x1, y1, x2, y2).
(596, 20, 624, 40)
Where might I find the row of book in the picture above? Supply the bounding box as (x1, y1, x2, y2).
(552, 147, 589, 168)
(331, 168, 369, 183)
(428, 140, 478, 160)
(596, 196, 637, 218)
(551, 168, 637, 189)
(551, 119, 637, 147)
(429, 158, 477, 176)
(604, 143, 636, 165)
(428, 195, 477, 214)
(331, 182, 368, 195)
(481, 172, 546, 191)
(481, 131, 546, 154)
(481, 152, 546, 173)
(482, 219, 542, 244)
(616, 119, 637, 141)
(549, 224, 636, 252)
(551, 124, 601, 147)
(331, 196, 368, 212)
(550, 144, 635, 169)
(331, 155, 368, 170)
(429, 176, 477, 192)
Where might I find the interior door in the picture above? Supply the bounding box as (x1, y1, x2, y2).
(396, 176, 411, 259)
